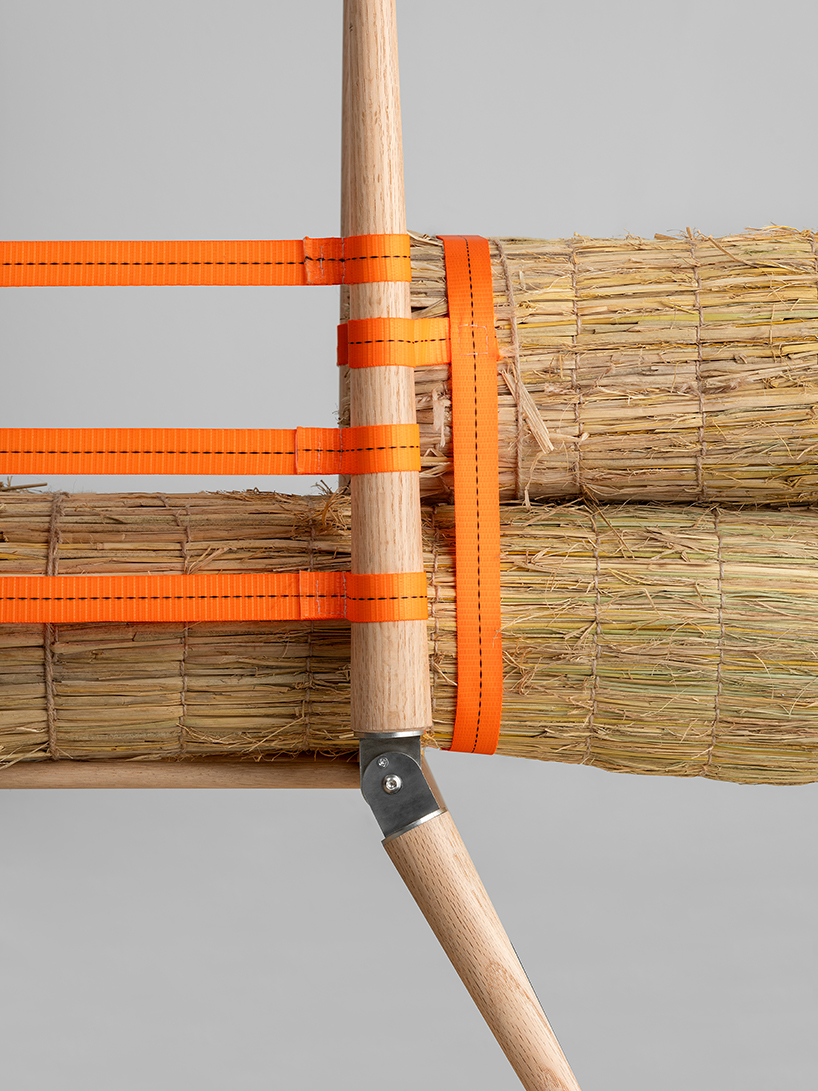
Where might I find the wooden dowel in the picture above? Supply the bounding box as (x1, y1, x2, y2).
(0, 757, 360, 790)
(343, 0, 431, 736)
(385, 810, 582, 1091)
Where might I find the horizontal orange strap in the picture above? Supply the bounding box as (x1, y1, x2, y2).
(337, 317, 451, 368)
(0, 234, 411, 287)
(0, 572, 428, 624)
(0, 425, 420, 476)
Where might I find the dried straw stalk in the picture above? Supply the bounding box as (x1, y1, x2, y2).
(1, 490, 817, 785)
(381, 227, 818, 504)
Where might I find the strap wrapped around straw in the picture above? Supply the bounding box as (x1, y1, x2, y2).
(376, 227, 818, 504)
(2, 490, 816, 785)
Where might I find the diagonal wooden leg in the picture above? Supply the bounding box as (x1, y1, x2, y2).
(385, 808, 581, 1091)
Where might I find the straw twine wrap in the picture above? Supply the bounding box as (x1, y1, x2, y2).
(384, 228, 818, 503)
(1, 490, 817, 784)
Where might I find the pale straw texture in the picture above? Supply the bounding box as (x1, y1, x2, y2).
(409, 228, 818, 504)
(1, 491, 816, 784)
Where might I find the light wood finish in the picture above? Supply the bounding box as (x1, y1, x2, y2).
(0, 757, 359, 790)
(338, 3, 352, 435)
(385, 810, 582, 1091)
(342, 0, 431, 735)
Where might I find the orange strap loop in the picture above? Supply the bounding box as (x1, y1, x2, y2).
(438, 236, 503, 755)
(0, 571, 428, 624)
(0, 425, 420, 477)
(337, 317, 451, 369)
(0, 234, 411, 287)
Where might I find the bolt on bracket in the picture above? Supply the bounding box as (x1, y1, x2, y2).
(359, 733, 443, 842)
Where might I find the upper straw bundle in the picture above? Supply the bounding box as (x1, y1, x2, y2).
(6, 227, 818, 507)
(402, 227, 818, 504)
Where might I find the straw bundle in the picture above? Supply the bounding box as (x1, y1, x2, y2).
(2, 490, 817, 785)
(388, 227, 818, 503)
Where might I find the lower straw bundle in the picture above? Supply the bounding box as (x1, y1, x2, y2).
(399, 227, 818, 504)
(1, 490, 817, 784)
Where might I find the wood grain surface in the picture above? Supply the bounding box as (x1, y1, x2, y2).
(385, 809, 582, 1091)
(342, 0, 431, 736)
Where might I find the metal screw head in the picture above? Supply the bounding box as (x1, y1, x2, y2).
(377, 756, 389, 768)
(382, 774, 402, 794)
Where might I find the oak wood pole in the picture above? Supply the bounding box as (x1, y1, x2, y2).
(386, 811, 581, 1091)
(342, 4, 582, 1088)
(342, 0, 431, 736)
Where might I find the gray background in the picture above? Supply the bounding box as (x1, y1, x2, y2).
(1, 1, 816, 1088)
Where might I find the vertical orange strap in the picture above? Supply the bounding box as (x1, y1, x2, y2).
(438, 236, 503, 755)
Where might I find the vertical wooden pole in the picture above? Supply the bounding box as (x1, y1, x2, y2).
(342, 0, 431, 737)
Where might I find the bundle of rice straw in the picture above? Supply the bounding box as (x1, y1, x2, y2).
(373, 227, 818, 503)
(2, 490, 816, 785)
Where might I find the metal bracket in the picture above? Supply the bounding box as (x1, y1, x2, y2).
(359, 733, 444, 842)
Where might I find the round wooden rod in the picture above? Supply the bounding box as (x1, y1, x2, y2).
(0, 757, 360, 790)
(385, 810, 582, 1091)
(342, 0, 431, 736)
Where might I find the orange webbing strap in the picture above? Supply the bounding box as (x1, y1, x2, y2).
(0, 234, 411, 287)
(337, 317, 451, 368)
(0, 571, 428, 624)
(438, 236, 503, 755)
(0, 425, 420, 477)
